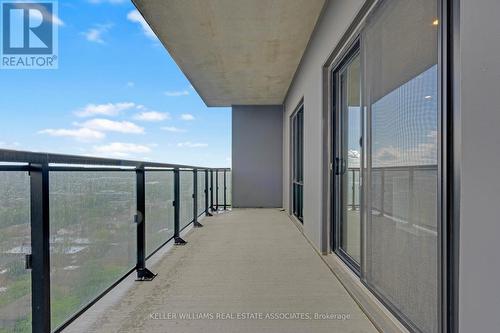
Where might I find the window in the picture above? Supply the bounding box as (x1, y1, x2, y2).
(291, 104, 304, 222)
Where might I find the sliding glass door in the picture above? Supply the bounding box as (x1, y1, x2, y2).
(363, 0, 439, 332)
(331, 0, 441, 332)
(332, 45, 362, 268)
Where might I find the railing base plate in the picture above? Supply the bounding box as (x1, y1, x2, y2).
(136, 268, 157, 281)
(193, 221, 204, 228)
(174, 237, 187, 245)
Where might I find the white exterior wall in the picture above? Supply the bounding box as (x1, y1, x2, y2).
(459, 0, 500, 331)
(282, 0, 500, 331)
(283, 0, 366, 251)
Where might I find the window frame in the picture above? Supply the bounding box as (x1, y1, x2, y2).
(291, 102, 304, 223)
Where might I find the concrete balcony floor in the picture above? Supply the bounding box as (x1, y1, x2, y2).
(65, 209, 377, 333)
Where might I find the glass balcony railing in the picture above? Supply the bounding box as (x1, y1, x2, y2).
(0, 171, 31, 333)
(0, 149, 231, 333)
(347, 165, 437, 231)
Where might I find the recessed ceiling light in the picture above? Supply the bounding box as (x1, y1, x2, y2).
(425, 95, 432, 99)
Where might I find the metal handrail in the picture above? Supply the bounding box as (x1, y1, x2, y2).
(0, 148, 231, 333)
(0, 148, 230, 171)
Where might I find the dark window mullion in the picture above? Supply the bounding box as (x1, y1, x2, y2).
(291, 106, 304, 222)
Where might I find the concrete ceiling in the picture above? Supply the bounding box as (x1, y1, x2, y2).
(132, 0, 326, 107)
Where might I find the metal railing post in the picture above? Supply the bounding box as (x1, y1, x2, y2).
(193, 169, 203, 227)
(173, 168, 187, 245)
(352, 169, 356, 211)
(29, 163, 51, 333)
(223, 169, 227, 210)
(408, 166, 415, 226)
(210, 169, 214, 212)
(215, 170, 219, 211)
(205, 169, 212, 216)
(135, 167, 156, 281)
(380, 168, 385, 216)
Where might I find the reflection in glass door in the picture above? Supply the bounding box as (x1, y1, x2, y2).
(333, 45, 362, 268)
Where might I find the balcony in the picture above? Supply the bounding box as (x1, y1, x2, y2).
(4, 0, 500, 331)
(64, 209, 377, 333)
(0, 149, 379, 333)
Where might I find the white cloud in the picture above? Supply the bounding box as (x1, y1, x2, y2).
(127, 81, 135, 87)
(372, 141, 437, 167)
(427, 130, 438, 139)
(75, 102, 136, 117)
(77, 119, 144, 134)
(161, 126, 186, 133)
(133, 111, 170, 122)
(52, 15, 64, 26)
(38, 128, 105, 142)
(93, 142, 151, 158)
(127, 10, 156, 40)
(82, 24, 112, 44)
(14, 4, 64, 26)
(83, 28, 105, 43)
(180, 114, 195, 121)
(164, 90, 189, 97)
(0, 141, 21, 149)
(177, 141, 208, 148)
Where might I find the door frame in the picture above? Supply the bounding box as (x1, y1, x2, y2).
(290, 99, 304, 223)
(321, 0, 459, 332)
(330, 39, 362, 275)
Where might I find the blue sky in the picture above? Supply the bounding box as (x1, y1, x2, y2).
(0, 0, 231, 167)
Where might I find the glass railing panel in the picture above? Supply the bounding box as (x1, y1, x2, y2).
(197, 171, 205, 217)
(413, 167, 438, 230)
(0, 171, 31, 333)
(226, 171, 232, 206)
(382, 169, 410, 221)
(217, 171, 225, 207)
(346, 169, 360, 210)
(49, 171, 136, 329)
(371, 169, 382, 213)
(179, 171, 193, 229)
(145, 171, 174, 257)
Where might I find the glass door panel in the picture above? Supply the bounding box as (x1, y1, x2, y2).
(341, 53, 362, 264)
(333, 48, 362, 268)
(363, 0, 439, 331)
